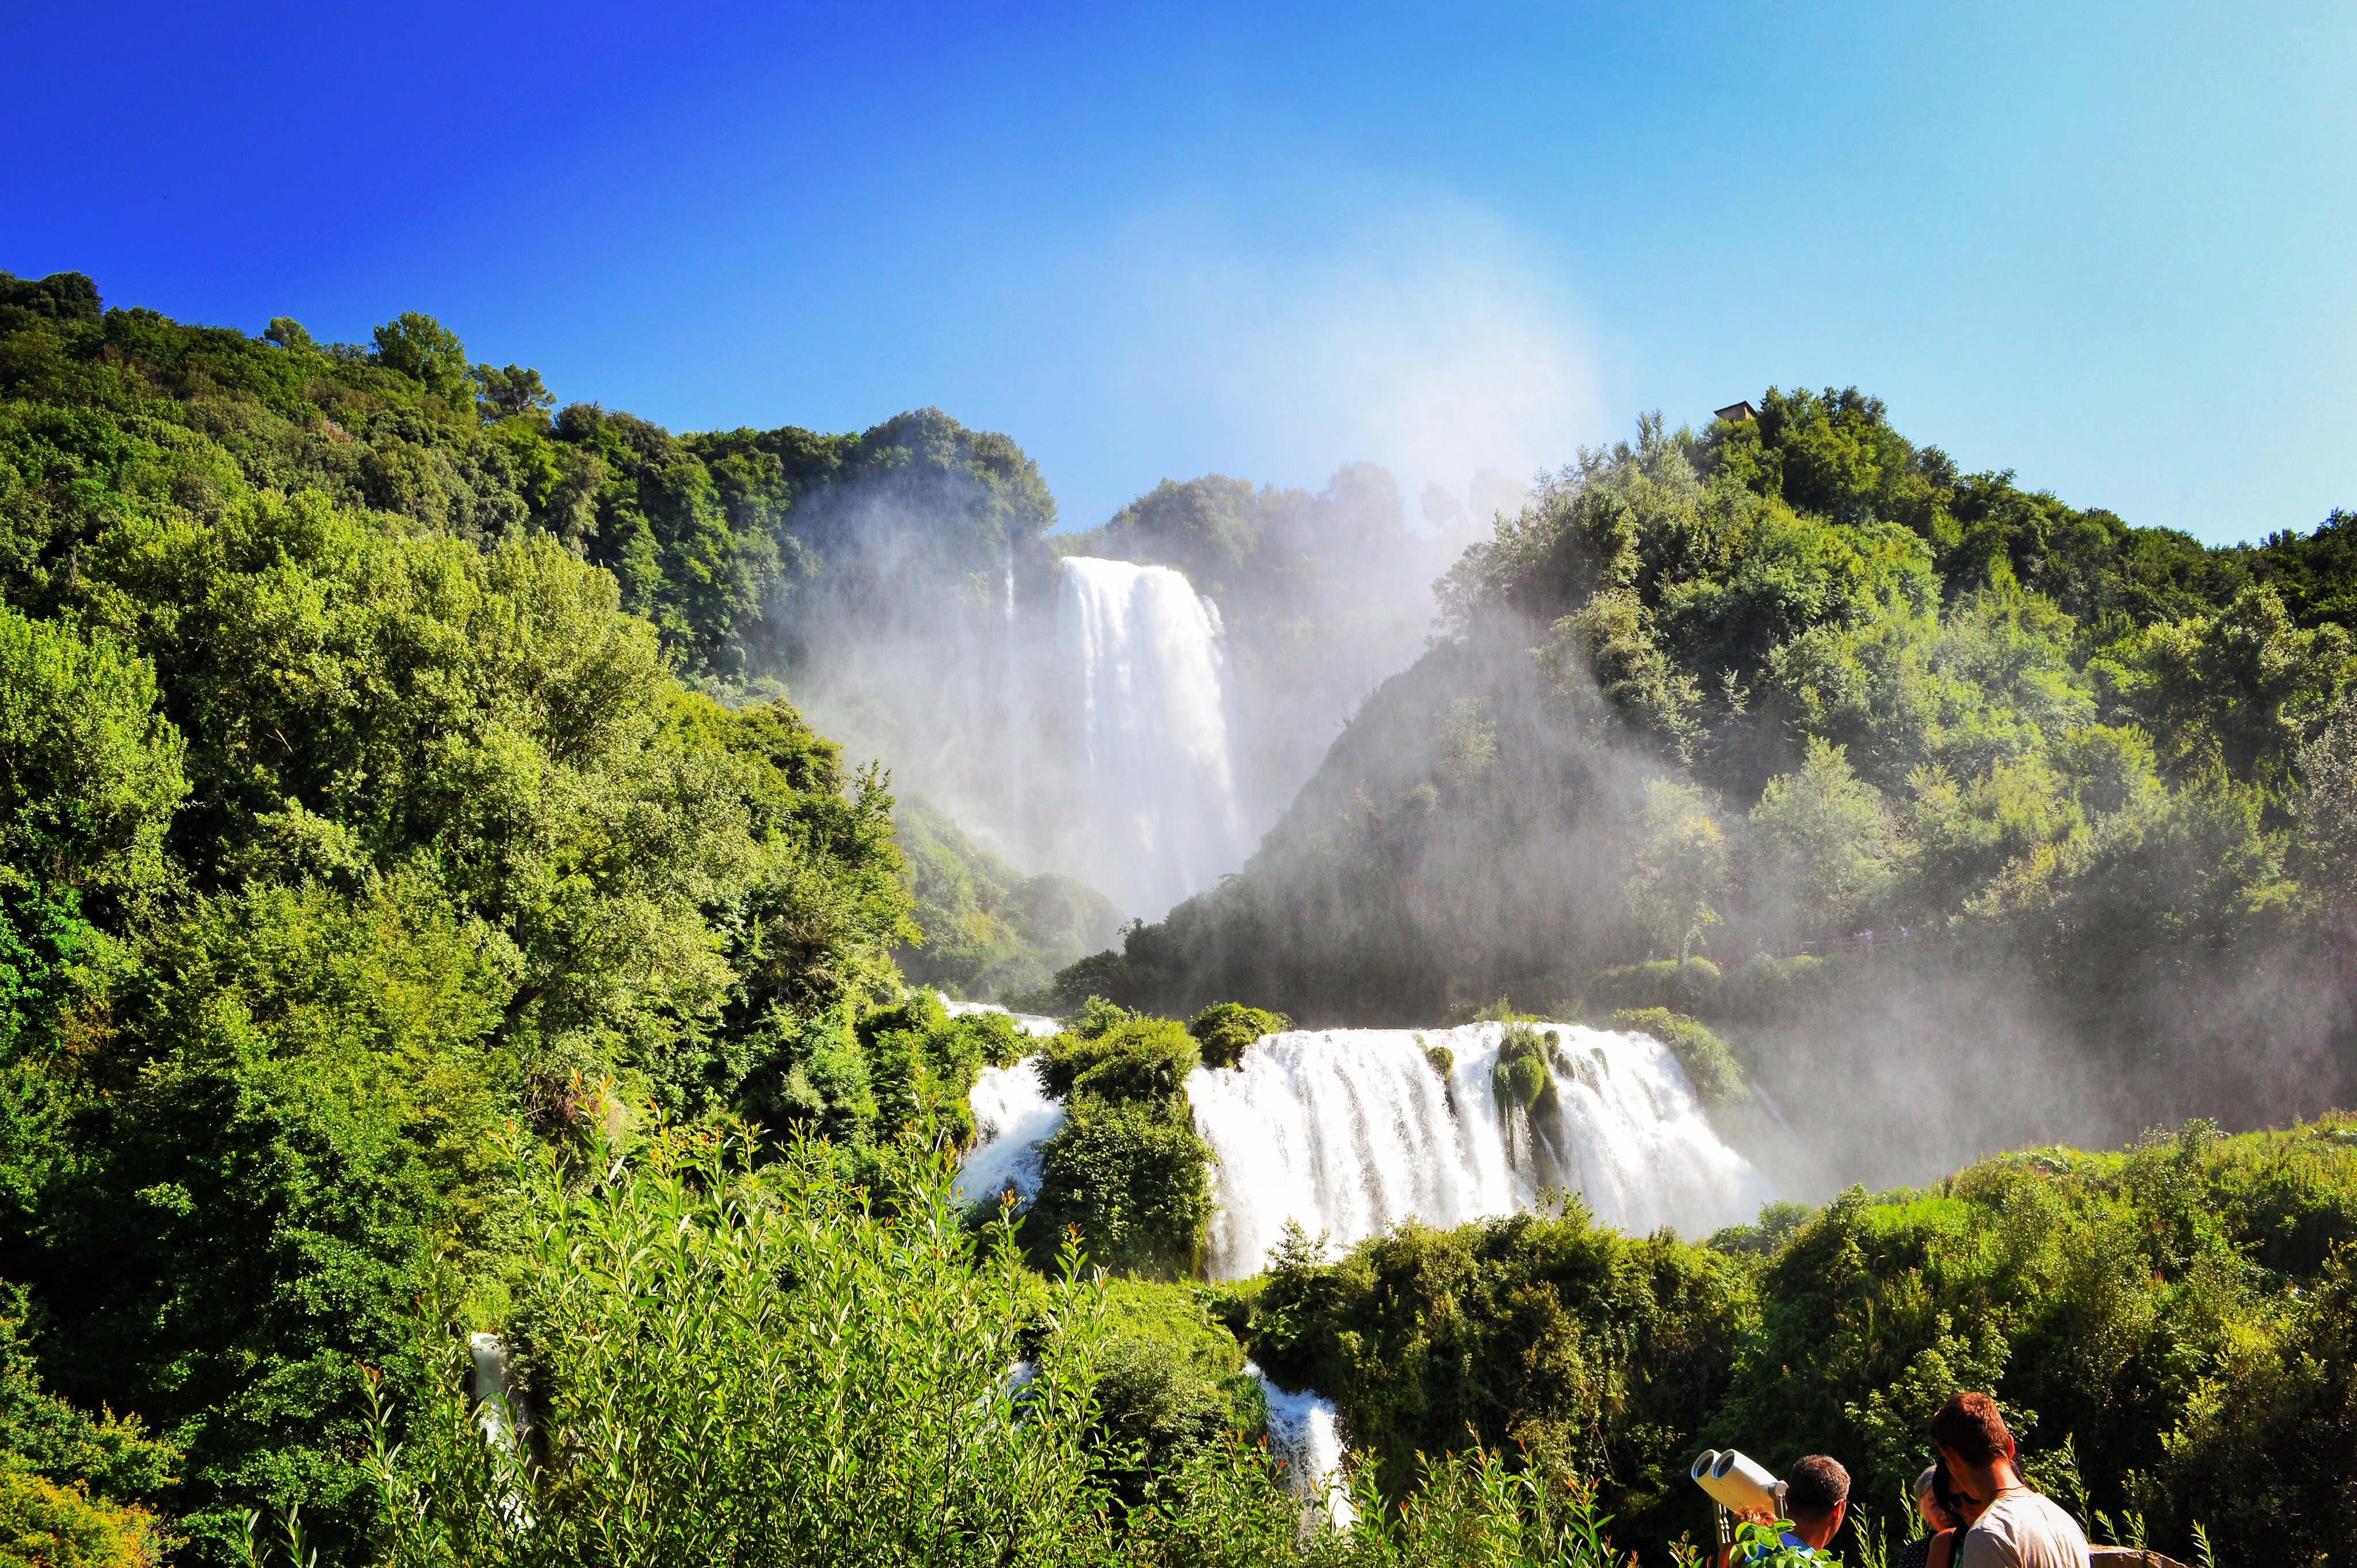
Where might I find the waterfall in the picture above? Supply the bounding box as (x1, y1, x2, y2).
(941, 995, 1062, 1038)
(1252, 1360, 1357, 1529)
(956, 1020, 1773, 1278)
(470, 1332, 523, 1452)
(1188, 1022, 1775, 1280)
(468, 1331, 533, 1526)
(957, 1058, 1064, 1208)
(1054, 556, 1246, 917)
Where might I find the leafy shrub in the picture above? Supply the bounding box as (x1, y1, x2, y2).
(0, 1286, 177, 1505)
(1717, 953, 1831, 1021)
(0, 1472, 159, 1568)
(1187, 1002, 1290, 1070)
(1025, 1097, 1214, 1280)
(1705, 1200, 1817, 1257)
(2159, 1243, 2357, 1557)
(1039, 1014, 1200, 1103)
(1089, 1337, 1262, 1500)
(374, 1123, 1125, 1567)
(1606, 1009, 1746, 1105)
(1248, 1202, 1751, 1542)
(1583, 959, 1725, 1018)
(739, 992, 1026, 1158)
(1491, 1023, 1559, 1115)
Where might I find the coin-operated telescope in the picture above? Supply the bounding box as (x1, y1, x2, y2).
(1688, 1449, 1788, 1549)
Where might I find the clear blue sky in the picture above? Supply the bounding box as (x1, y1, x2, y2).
(5, 1, 2349, 543)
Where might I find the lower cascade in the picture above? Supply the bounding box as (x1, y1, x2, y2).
(1191, 1021, 1773, 1280)
(959, 1020, 1774, 1279)
(1249, 1360, 1355, 1528)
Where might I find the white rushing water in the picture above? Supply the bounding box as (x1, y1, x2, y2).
(468, 1331, 533, 1525)
(957, 1058, 1064, 1208)
(942, 995, 1062, 1038)
(1055, 556, 1247, 917)
(1189, 1021, 1774, 1280)
(955, 1020, 1772, 1275)
(1252, 1360, 1357, 1529)
(469, 1331, 521, 1451)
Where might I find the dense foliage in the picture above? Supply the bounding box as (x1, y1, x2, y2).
(1187, 1001, 1292, 1069)
(374, 1119, 1653, 1568)
(894, 794, 1125, 1000)
(0, 274, 1040, 1562)
(1239, 1115, 2357, 1562)
(1024, 1005, 1216, 1279)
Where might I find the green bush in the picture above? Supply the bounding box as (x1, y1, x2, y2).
(1187, 1002, 1290, 1070)
(0, 1472, 159, 1568)
(1089, 1336, 1263, 1502)
(1582, 959, 1723, 1018)
(0, 1285, 177, 1506)
(1039, 1013, 1200, 1102)
(374, 1124, 1120, 1567)
(1491, 1023, 1559, 1114)
(1025, 1097, 1214, 1280)
(1717, 953, 1832, 1021)
(1237, 1116, 2357, 1563)
(2159, 1242, 2357, 1557)
(1247, 1201, 1750, 1542)
(1605, 1008, 1747, 1105)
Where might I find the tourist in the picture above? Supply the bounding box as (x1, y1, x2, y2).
(1898, 1465, 1954, 1568)
(1924, 1460, 1990, 1568)
(1716, 1454, 1849, 1565)
(1928, 1392, 2091, 1567)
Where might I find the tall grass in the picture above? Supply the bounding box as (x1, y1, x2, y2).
(361, 1119, 1661, 1567)
(368, 1121, 1116, 1566)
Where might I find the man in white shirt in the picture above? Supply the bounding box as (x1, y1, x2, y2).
(1928, 1391, 2091, 1568)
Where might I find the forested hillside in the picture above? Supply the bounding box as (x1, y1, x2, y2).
(1052, 394, 2357, 1173)
(0, 271, 1066, 1561)
(893, 793, 1125, 998)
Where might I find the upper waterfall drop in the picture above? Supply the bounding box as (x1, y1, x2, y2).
(1055, 556, 1248, 918)
(1187, 1021, 1775, 1280)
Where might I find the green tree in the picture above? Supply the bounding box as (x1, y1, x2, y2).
(1185, 1001, 1289, 1069)
(1624, 780, 1729, 961)
(1747, 738, 1895, 936)
(472, 364, 552, 422)
(0, 606, 186, 904)
(0, 1471, 161, 1568)
(2094, 584, 2353, 785)
(2298, 690, 2357, 924)
(368, 312, 471, 402)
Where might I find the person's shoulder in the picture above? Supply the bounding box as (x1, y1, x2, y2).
(2001, 1491, 2087, 1535)
(2020, 1491, 2090, 1546)
(1977, 1491, 2089, 1559)
(1956, 1521, 2019, 1568)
